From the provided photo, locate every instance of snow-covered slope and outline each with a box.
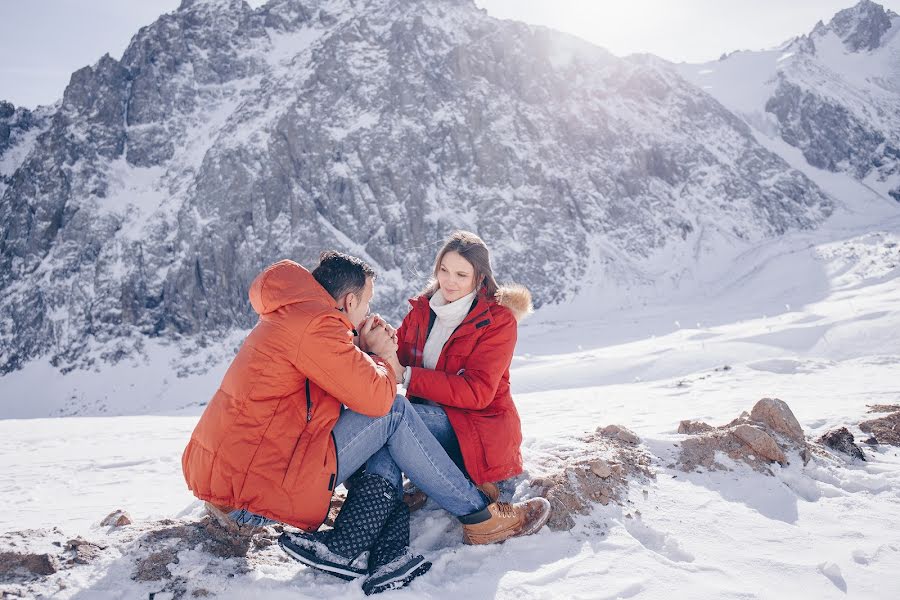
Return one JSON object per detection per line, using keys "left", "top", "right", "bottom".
{"left": 679, "top": 0, "right": 900, "bottom": 202}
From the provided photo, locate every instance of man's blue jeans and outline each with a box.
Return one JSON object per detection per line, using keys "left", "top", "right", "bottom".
{"left": 229, "top": 395, "right": 487, "bottom": 526}
{"left": 332, "top": 395, "right": 487, "bottom": 519}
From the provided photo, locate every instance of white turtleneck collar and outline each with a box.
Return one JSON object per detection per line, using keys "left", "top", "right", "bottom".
{"left": 429, "top": 288, "right": 477, "bottom": 327}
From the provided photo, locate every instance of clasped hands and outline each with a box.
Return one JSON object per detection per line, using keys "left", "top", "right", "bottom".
{"left": 356, "top": 314, "right": 404, "bottom": 378}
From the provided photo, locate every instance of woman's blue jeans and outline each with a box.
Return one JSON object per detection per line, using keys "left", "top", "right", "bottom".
{"left": 359, "top": 402, "right": 468, "bottom": 493}
{"left": 331, "top": 396, "right": 486, "bottom": 519}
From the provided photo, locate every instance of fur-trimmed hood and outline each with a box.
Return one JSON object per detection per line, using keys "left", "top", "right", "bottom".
{"left": 495, "top": 284, "right": 533, "bottom": 322}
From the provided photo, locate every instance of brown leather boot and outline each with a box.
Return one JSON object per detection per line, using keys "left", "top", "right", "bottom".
{"left": 462, "top": 498, "right": 552, "bottom": 545}
{"left": 476, "top": 482, "right": 500, "bottom": 503}
{"left": 402, "top": 488, "right": 428, "bottom": 512}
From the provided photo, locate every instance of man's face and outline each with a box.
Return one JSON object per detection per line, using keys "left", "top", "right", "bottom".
{"left": 345, "top": 276, "right": 374, "bottom": 329}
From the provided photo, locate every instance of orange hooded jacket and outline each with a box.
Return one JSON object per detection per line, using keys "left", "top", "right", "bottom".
{"left": 182, "top": 260, "right": 397, "bottom": 530}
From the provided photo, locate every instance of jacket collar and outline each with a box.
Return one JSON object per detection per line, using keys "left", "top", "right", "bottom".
{"left": 409, "top": 287, "right": 494, "bottom": 328}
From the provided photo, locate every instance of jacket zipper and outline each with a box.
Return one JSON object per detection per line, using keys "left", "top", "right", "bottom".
{"left": 305, "top": 378, "right": 312, "bottom": 423}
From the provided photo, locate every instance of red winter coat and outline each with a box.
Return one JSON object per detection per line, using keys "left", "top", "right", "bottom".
{"left": 182, "top": 260, "right": 397, "bottom": 531}
{"left": 397, "top": 285, "right": 532, "bottom": 485}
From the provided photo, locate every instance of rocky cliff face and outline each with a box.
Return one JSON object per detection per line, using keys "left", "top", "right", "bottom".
{"left": 0, "top": 0, "right": 832, "bottom": 374}
{"left": 680, "top": 1, "right": 900, "bottom": 203}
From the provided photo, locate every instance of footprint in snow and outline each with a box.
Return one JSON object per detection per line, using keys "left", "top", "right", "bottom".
{"left": 622, "top": 518, "right": 695, "bottom": 563}
{"left": 817, "top": 562, "right": 847, "bottom": 593}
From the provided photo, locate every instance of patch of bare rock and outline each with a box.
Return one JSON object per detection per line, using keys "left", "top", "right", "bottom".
{"left": 676, "top": 398, "right": 809, "bottom": 473}
{"left": 0, "top": 509, "right": 280, "bottom": 599}
{"left": 859, "top": 405, "right": 900, "bottom": 446}
{"left": 530, "top": 424, "right": 654, "bottom": 531}
{"left": 818, "top": 427, "right": 866, "bottom": 461}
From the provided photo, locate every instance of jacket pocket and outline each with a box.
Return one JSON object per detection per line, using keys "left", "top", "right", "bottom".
{"left": 473, "top": 410, "right": 518, "bottom": 470}
{"left": 281, "top": 429, "right": 314, "bottom": 488}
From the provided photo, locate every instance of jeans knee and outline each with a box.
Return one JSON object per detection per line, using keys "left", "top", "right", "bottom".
{"left": 389, "top": 394, "right": 408, "bottom": 416}
{"left": 387, "top": 394, "right": 410, "bottom": 432}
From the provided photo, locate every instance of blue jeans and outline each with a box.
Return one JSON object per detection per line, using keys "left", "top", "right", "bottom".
{"left": 332, "top": 395, "right": 487, "bottom": 519}
{"left": 364, "top": 403, "right": 468, "bottom": 491}
{"left": 229, "top": 508, "right": 277, "bottom": 527}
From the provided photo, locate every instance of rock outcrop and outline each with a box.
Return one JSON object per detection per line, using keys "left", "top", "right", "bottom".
{"left": 859, "top": 405, "right": 900, "bottom": 446}
{"left": 531, "top": 424, "right": 653, "bottom": 531}
{"left": 818, "top": 427, "right": 866, "bottom": 460}
{"left": 677, "top": 398, "right": 808, "bottom": 473}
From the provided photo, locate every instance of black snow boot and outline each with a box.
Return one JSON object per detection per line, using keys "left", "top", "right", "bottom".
{"left": 279, "top": 473, "right": 398, "bottom": 580}
{"left": 362, "top": 501, "right": 431, "bottom": 595}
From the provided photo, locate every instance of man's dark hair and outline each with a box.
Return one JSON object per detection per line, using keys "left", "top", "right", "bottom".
{"left": 312, "top": 251, "right": 376, "bottom": 301}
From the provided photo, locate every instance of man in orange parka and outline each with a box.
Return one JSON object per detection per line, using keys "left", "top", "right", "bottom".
{"left": 182, "top": 252, "right": 546, "bottom": 593}
{"left": 182, "top": 253, "right": 399, "bottom": 531}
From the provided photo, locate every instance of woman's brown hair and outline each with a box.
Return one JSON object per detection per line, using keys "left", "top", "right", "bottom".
{"left": 422, "top": 230, "right": 499, "bottom": 299}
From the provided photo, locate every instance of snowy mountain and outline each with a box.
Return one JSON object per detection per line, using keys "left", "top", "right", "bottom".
{"left": 2, "top": 3, "right": 900, "bottom": 598}
{"left": 0, "top": 0, "right": 832, "bottom": 376}
{"left": 679, "top": 0, "right": 900, "bottom": 203}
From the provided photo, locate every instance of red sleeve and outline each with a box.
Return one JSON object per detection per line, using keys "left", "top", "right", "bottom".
{"left": 406, "top": 310, "right": 516, "bottom": 410}
{"left": 396, "top": 309, "right": 415, "bottom": 368}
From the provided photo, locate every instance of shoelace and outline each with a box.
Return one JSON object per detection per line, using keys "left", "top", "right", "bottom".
{"left": 494, "top": 502, "right": 516, "bottom": 518}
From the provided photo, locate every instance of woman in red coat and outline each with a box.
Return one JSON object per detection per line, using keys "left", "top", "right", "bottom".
{"left": 389, "top": 230, "right": 534, "bottom": 497}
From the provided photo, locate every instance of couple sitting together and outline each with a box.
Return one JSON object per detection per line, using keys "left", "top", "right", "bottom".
{"left": 181, "top": 230, "right": 551, "bottom": 595}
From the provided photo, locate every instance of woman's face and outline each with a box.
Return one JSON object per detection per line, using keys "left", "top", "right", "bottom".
{"left": 437, "top": 251, "right": 478, "bottom": 302}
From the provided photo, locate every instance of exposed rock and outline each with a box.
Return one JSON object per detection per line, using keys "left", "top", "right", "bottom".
{"left": 531, "top": 428, "right": 654, "bottom": 530}
{"left": 867, "top": 404, "right": 900, "bottom": 413}
{"left": 824, "top": 0, "right": 896, "bottom": 52}
{"left": 101, "top": 509, "right": 132, "bottom": 527}
{"left": 859, "top": 411, "right": 900, "bottom": 446}
{"left": 64, "top": 538, "right": 106, "bottom": 565}
{"left": 589, "top": 460, "right": 612, "bottom": 478}
{"left": 0, "top": 516, "right": 282, "bottom": 598}
{"left": 677, "top": 398, "right": 807, "bottom": 473}
{"left": 732, "top": 425, "right": 787, "bottom": 464}
{"left": 0, "top": 551, "right": 59, "bottom": 580}
{"left": 677, "top": 420, "right": 714, "bottom": 435}
{"left": 599, "top": 424, "right": 641, "bottom": 445}
{"left": 133, "top": 549, "right": 178, "bottom": 582}
{"left": 818, "top": 427, "right": 866, "bottom": 460}
{"left": 750, "top": 398, "right": 805, "bottom": 445}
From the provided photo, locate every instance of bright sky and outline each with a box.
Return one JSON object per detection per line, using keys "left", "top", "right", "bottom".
{"left": 1, "top": 0, "right": 898, "bottom": 107}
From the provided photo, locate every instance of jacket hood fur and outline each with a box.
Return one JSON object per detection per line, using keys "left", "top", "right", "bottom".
{"left": 495, "top": 284, "right": 533, "bottom": 322}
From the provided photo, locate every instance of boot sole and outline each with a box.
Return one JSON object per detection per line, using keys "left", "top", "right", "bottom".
{"left": 464, "top": 497, "right": 553, "bottom": 544}
{"left": 363, "top": 558, "right": 432, "bottom": 595}
{"left": 520, "top": 497, "right": 552, "bottom": 537}
{"left": 278, "top": 535, "right": 366, "bottom": 580}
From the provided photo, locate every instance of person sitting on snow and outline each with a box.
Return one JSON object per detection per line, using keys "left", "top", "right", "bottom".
{"left": 182, "top": 251, "right": 550, "bottom": 595}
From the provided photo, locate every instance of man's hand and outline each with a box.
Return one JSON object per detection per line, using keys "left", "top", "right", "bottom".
{"left": 359, "top": 317, "right": 397, "bottom": 357}
{"left": 369, "top": 314, "right": 398, "bottom": 344}
{"left": 356, "top": 316, "right": 376, "bottom": 353}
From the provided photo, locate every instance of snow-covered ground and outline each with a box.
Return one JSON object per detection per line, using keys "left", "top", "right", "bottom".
{"left": 2, "top": 185, "right": 900, "bottom": 597}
